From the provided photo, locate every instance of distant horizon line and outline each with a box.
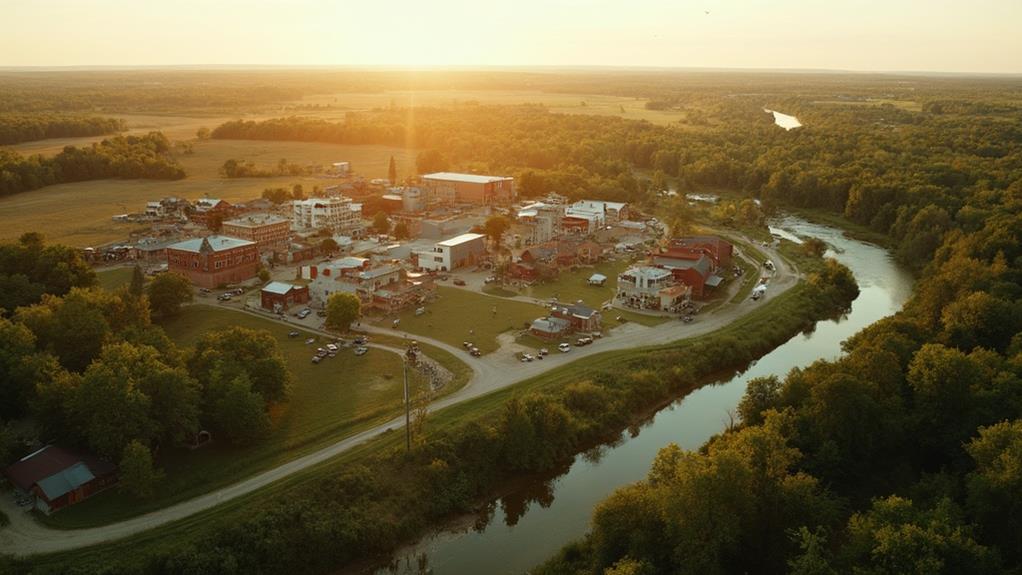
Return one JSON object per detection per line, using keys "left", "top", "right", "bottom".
{"left": 1, "top": 63, "right": 1021, "bottom": 78}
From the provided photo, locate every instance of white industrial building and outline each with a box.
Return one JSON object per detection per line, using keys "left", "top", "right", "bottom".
{"left": 414, "top": 232, "right": 487, "bottom": 271}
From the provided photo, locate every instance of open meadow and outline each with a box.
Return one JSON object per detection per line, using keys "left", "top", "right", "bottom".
{"left": 42, "top": 304, "right": 465, "bottom": 528}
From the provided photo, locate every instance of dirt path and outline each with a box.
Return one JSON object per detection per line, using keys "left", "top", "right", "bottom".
{"left": 0, "top": 242, "right": 796, "bottom": 557}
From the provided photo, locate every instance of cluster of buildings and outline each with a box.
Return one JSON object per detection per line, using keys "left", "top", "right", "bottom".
{"left": 615, "top": 236, "right": 734, "bottom": 312}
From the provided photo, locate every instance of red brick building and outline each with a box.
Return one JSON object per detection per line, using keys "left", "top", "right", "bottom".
{"left": 260, "top": 282, "right": 310, "bottom": 311}
{"left": 167, "top": 235, "right": 259, "bottom": 288}
{"left": 190, "top": 198, "right": 234, "bottom": 228}
{"left": 666, "top": 236, "right": 734, "bottom": 270}
{"left": 222, "top": 213, "right": 290, "bottom": 252}
{"left": 3, "top": 445, "right": 117, "bottom": 514}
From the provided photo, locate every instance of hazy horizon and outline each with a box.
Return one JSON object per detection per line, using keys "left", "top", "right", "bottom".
{"left": 4, "top": 0, "right": 1021, "bottom": 74}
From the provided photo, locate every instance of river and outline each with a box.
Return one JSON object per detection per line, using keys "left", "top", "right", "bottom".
{"left": 374, "top": 216, "right": 913, "bottom": 575}
{"left": 765, "top": 109, "right": 802, "bottom": 130}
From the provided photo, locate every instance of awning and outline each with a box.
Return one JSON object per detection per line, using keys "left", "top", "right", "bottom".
{"left": 705, "top": 275, "right": 724, "bottom": 287}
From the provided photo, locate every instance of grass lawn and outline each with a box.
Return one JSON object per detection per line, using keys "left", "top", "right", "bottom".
{"left": 41, "top": 305, "right": 468, "bottom": 529}
{"left": 387, "top": 286, "right": 546, "bottom": 354}
{"left": 523, "top": 258, "right": 633, "bottom": 308}
{"left": 94, "top": 267, "right": 135, "bottom": 291}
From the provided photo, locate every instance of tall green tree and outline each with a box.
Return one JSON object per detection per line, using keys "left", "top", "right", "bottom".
{"left": 188, "top": 327, "right": 292, "bottom": 406}
{"left": 372, "top": 211, "right": 390, "bottom": 235}
{"left": 388, "top": 155, "right": 397, "bottom": 184}
{"left": 119, "top": 440, "right": 163, "bottom": 498}
{"left": 483, "top": 215, "right": 510, "bottom": 250}
{"left": 325, "top": 292, "right": 360, "bottom": 332}
{"left": 146, "top": 272, "right": 193, "bottom": 317}
{"left": 129, "top": 265, "right": 145, "bottom": 297}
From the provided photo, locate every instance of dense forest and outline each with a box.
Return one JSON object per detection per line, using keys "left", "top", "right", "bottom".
{"left": 0, "top": 115, "right": 125, "bottom": 145}
{"left": 0, "top": 132, "right": 185, "bottom": 196}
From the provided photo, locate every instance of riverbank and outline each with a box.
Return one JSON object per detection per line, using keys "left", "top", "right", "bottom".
{"left": 7, "top": 247, "right": 857, "bottom": 574}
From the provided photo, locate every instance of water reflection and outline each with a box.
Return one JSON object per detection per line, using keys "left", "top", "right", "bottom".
{"left": 371, "top": 216, "right": 913, "bottom": 575}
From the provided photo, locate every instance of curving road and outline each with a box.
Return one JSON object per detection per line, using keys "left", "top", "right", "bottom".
{"left": 0, "top": 240, "right": 797, "bottom": 556}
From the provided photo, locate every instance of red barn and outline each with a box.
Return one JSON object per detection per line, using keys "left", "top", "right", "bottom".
{"left": 3, "top": 445, "right": 117, "bottom": 514}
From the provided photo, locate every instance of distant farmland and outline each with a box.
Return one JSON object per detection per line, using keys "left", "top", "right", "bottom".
{"left": 0, "top": 140, "right": 418, "bottom": 246}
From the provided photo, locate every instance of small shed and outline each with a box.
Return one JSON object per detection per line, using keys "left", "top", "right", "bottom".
{"left": 588, "top": 273, "right": 607, "bottom": 286}
{"left": 261, "top": 281, "right": 310, "bottom": 311}
{"left": 529, "top": 316, "right": 571, "bottom": 340}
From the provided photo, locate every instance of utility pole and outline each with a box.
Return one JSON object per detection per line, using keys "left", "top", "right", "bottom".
{"left": 403, "top": 342, "right": 418, "bottom": 452}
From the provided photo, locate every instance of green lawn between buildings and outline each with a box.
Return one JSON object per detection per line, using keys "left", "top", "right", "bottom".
{"left": 388, "top": 286, "right": 547, "bottom": 354}
{"left": 22, "top": 280, "right": 814, "bottom": 572}
{"left": 40, "top": 305, "right": 469, "bottom": 529}
{"left": 94, "top": 266, "right": 135, "bottom": 291}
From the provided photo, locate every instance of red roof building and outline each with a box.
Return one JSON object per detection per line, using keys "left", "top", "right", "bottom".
{"left": 166, "top": 235, "right": 259, "bottom": 289}
{"left": 3, "top": 445, "right": 117, "bottom": 514}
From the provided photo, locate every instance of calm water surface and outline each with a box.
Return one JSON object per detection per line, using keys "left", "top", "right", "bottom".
{"left": 375, "top": 216, "right": 912, "bottom": 575}
{"left": 765, "top": 109, "right": 803, "bottom": 130}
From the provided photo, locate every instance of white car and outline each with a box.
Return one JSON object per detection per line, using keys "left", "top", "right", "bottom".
{"left": 326, "top": 343, "right": 339, "bottom": 353}
{"left": 558, "top": 343, "right": 572, "bottom": 353}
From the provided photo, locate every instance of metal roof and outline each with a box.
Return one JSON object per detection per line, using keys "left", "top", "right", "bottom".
{"left": 168, "top": 235, "right": 255, "bottom": 253}
{"left": 531, "top": 317, "right": 570, "bottom": 333}
{"left": 36, "top": 462, "right": 95, "bottom": 500}
{"left": 705, "top": 275, "right": 724, "bottom": 287}
{"left": 262, "top": 281, "right": 301, "bottom": 295}
{"left": 437, "top": 233, "right": 485, "bottom": 247}
{"left": 422, "top": 172, "right": 512, "bottom": 185}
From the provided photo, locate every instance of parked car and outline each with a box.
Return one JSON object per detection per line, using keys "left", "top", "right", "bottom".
{"left": 453, "top": 278, "right": 466, "bottom": 286}
{"left": 305, "top": 337, "right": 316, "bottom": 345}
{"left": 326, "top": 343, "right": 339, "bottom": 352}
{"left": 199, "top": 288, "right": 211, "bottom": 294}
{"left": 470, "top": 347, "right": 481, "bottom": 357}
{"left": 484, "top": 276, "right": 497, "bottom": 284}
{"left": 354, "top": 335, "right": 368, "bottom": 345}
{"left": 520, "top": 353, "right": 535, "bottom": 362}
{"left": 217, "top": 293, "right": 232, "bottom": 301}
{"left": 463, "top": 341, "right": 473, "bottom": 348}
{"left": 296, "top": 308, "right": 312, "bottom": 319}
{"left": 558, "top": 343, "right": 572, "bottom": 353}
{"left": 288, "top": 330, "right": 300, "bottom": 338}
{"left": 538, "top": 348, "right": 549, "bottom": 357}
{"left": 576, "top": 336, "right": 593, "bottom": 346}
{"left": 311, "top": 356, "right": 322, "bottom": 364}
{"left": 354, "top": 346, "right": 369, "bottom": 356}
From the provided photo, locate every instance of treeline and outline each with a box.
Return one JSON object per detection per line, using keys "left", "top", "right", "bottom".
{"left": 0, "top": 239, "right": 293, "bottom": 499}
{"left": 537, "top": 178, "right": 1022, "bottom": 572}
{"left": 0, "top": 115, "right": 125, "bottom": 145}
{"left": 3, "top": 248, "right": 858, "bottom": 574}
{"left": 220, "top": 157, "right": 307, "bottom": 178}
{"left": 0, "top": 132, "right": 185, "bottom": 197}
{"left": 211, "top": 94, "right": 1022, "bottom": 272}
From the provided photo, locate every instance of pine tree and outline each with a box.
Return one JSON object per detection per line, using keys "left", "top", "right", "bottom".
{"left": 388, "top": 155, "right": 397, "bottom": 185}
{"left": 129, "top": 265, "right": 145, "bottom": 297}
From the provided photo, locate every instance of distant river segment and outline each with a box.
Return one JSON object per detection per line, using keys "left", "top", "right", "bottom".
{"left": 765, "top": 108, "right": 802, "bottom": 130}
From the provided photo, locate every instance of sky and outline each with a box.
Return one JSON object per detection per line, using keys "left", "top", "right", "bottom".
{"left": 3, "top": 0, "right": 1021, "bottom": 73}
